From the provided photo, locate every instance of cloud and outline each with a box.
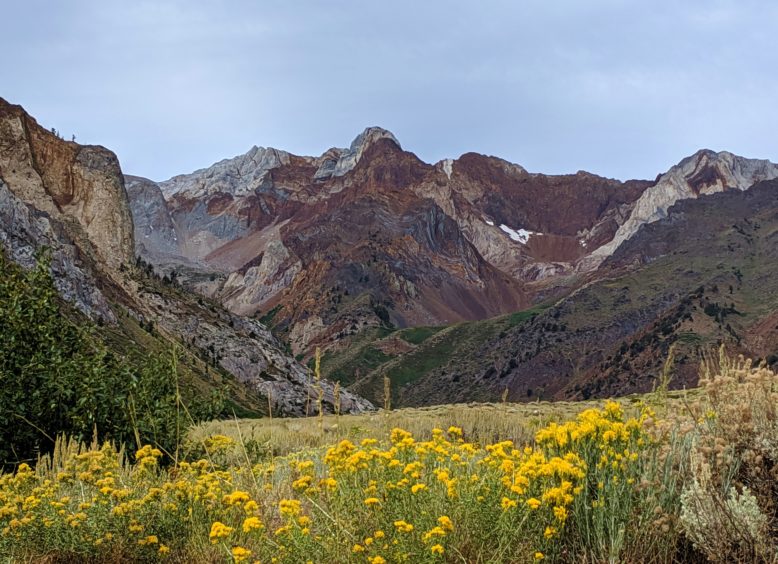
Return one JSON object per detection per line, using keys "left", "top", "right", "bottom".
{"left": 1, "top": 0, "right": 776, "bottom": 181}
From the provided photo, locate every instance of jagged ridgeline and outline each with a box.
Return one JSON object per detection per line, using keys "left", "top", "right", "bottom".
{"left": 125, "top": 114, "right": 778, "bottom": 406}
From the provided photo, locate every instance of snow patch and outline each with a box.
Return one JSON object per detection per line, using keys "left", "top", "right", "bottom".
{"left": 484, "top": 218, "right": 495, "bottom": 226}
{"left": 500, "top": 224, "right": 534, "bottom": 244}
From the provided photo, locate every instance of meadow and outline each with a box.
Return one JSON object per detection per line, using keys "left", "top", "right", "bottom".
{"left": 1, "top": 351, "right": 777, "bottom": 563}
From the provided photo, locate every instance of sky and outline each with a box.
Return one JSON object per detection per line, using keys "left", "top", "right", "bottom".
{"left": 2, "top": 0, "right": 777, "bottom": 182}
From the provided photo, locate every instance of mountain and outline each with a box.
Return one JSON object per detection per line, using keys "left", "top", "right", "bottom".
{"left": 124, "top": 126, "right": 778, "bottom": 408}
{"left": 0, "top": 97, "right": 372, "bottom": 416}
{"left": 6, "top": 93, "right": 776, "bottom": 412}
{"left": 127, "top": 128, "right": 657, "bottom": 354}
{"left": 318, "top": 177, "right": 778, "bottom": 407}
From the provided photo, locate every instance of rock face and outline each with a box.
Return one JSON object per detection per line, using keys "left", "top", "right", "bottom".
{"left": 125, "top": 175, "right": 182, "bottom": 259}
{"left": 0, "top": 180, "right": 115, "bottom": 321}
{"left": 0, "top": 99, "right": 134, "bottom": 273}
{"left": 0, "top": 97, "right": 373, "bottom": 416}
{"left": 589, "top": 150, "right": 778, "bottom": 261}
{"left": 314, "top": 127, "right": 401, "bottom": 180}
{"left": 160, "top": 146, "right": 294, "bottom": 199}
{"left": 127, "top": 128, "right": 656, "bottom": 353}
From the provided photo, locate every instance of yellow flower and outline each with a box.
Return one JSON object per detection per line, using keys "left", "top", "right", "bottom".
{"left": 369, "top": 557, "right": 386, "bottom": 564}
{"left": 526, "top": 498, "right": 541, "bottom": 510}
{"left": 553, "top": 506, "right": 568, "bottom": 522}
{"left": 279, "top": 499, "right": 301, "bottom": 517}
{"left": 209, "top": 521, "right": 234, "bottom": 544}
{"left": 223, "top": 491, "right": 251, "bottom": 506}
{"left": 501, "top": 497, "right": 517, "bottom": 510}
{"left": 411, "top": 483, "right": 426, "bottom": 494}
{"left": 438, "top": 516, "right": 454, "bottom": 531}
{"left": 535, "top": 552, "right": 545, "bottom": 560}
{"left": 203, "top": 434, "right": 235, "bottom": 452}
{"left": 292, "top": 475, "right": 313, "bottom": 491}
{"left": 242, "top": 516, "right": 263, "bottom": 533}
{"left": 394, "top": 520, "right": 414, "bottom": 533}
{"left": 158, "top": 545, "right": 170, "bottom": 554}
{"left": 244, "top": 500, "right": 259, "bottom": 513}
{"left": 422, "top": 526, "right": 447, "bottom": 542}
{"left": 431, "top": 544, "right": 445, "bottom": 555}
{"left": 352, "top": 544, "right": 365, "bottom": 553}
{"left": 320, "top": 477, "right": 338, "bottom": 490}
{"left": 390, "top": 428, "right": 412, "bottom": 444}
{"left": 231, "top": 546, "right": 252, "bottom": 563}
{"left": 604, "top": 401, "right": 623, "bottom": 419}
{"left": 544, "top": 526, "right": 557, "bottom": 539}
{"left": 364, "top": 497, "right": 381, "bottom": 506}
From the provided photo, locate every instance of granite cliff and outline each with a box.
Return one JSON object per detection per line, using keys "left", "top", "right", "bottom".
{"left": 0, "top": 97, "right": 372, "bottom": 416}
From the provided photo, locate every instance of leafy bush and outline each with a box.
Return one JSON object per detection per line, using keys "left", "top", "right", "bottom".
{"left": 0, "top": 249, "right": 220, "bottom": 468}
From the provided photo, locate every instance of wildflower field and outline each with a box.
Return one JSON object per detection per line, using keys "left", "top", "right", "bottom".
{"left": 2, "top": 353, "right": 778, "bottom": 563}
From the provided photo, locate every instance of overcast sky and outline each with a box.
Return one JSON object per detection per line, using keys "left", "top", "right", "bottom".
{"left": 2, "top": 0, "right": 777, "bottom": 182}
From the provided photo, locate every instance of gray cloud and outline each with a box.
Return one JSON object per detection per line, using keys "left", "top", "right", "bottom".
{"left": 2, "top": 0, "right": 777, "bottom": 181}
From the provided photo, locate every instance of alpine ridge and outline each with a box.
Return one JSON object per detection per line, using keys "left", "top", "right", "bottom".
{"left": 0, "top": 97, "right": 373, "bottom": 416}
{"left": 4, "top": 94, "right": 778, "bottom": 411}
{"left": 125, "top": 127, "right": 778, "bottom": 367}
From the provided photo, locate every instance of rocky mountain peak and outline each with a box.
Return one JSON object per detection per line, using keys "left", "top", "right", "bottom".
{"left": 314, "top": 126, "right": 401, "bottom": 180}
{"left": 0, "top": 97, "right": 134, "bottom": 273}
{"left": 589, "top": 149, "right": 778, "bottom": 261}
{"left": 125, "top": 175, "right": 182, "bottom": 259}
{"left": 678, "top": 149, "right": 778, "bottom": 194}
{"left": 159, "top": 146, "right": 292, "bottom": 199}
{"left": 350, "top": 126, "right": 400, "bottom": 152}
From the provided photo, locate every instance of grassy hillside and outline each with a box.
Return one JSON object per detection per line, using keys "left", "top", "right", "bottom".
{"left": 319, "top": 306, "right": 549, "bottom": 406}
{"left": 320, "top": 181, "right": 778, "bottom": 409}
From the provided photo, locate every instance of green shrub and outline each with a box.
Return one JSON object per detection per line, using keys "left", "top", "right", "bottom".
{"left": 0, "top": 248, "right": 220, "bottom": 468}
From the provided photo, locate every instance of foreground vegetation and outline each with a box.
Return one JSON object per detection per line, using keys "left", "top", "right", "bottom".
{"left": 2, "top": 352, "right": 778, "bottom": 562}
{"left": 0, "top": 248, "right": 231, "bottom": 469}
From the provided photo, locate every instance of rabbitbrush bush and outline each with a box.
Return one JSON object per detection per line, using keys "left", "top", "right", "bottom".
{"left": 676, "top": 351, "right": 778, "bottom": 562}
{"left": 3, "top": 351, "right": 778, "bottom": 562}
{"left": 0, "top": 401, "right": 687, "bottom": 563}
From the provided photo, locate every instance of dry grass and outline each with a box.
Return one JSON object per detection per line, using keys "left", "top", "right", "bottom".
{"left": 187, "top": 391, "right": 695, "bottom": 463}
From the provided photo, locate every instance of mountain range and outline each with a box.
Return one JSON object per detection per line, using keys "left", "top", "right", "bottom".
{"left": 2, "top": 95, "right": 778, "bottom": 410}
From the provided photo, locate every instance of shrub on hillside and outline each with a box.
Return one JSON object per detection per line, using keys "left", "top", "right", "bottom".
{"left": 677, "top": 352, "right": 778, "bottom": 561}
{"left": 0, "top": 248, "right": 220, "bottom": 468}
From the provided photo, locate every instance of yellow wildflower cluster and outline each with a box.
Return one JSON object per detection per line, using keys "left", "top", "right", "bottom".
{"left": 0, "top": 402, "right": 653, "bottom": 563}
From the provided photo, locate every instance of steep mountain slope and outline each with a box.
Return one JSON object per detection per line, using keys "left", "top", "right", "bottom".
{"left": 586, "top": 149, "right": 778, "bottom": 265}
{"left": 0, "top": 97, "right": 372, "bottom": 416}
{"left": 336, "top": 179, "right": 778, "bottom": 407}
{"left": 128, "top": 129, "right": 657, "bottom": 354}
{"left": 124, "top": 120, "right": 778, "bottom": 408}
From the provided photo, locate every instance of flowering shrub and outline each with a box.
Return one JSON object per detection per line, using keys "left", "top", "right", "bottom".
{"left": 0, "top": 401, "right": 667, "bottom": 563}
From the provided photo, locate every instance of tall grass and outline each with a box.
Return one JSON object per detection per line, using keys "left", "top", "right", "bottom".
{"left": 3, "top": 356, "right": 778, "bottom": 562}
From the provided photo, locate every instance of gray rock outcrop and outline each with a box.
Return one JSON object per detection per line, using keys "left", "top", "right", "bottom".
{"left": 589, "top": 150, "right": 778, "bottom": 261}
{"left": 314, "top": 127, "right": 401, "bottom": 180}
